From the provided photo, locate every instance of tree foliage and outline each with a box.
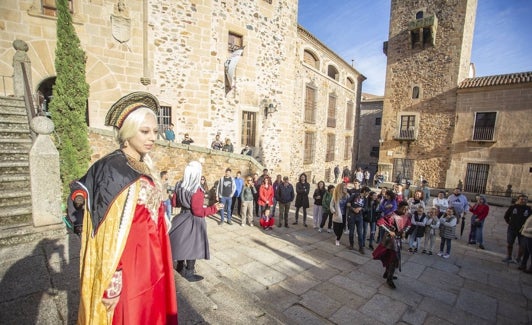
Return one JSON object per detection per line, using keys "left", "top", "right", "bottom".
{"left": 48, "top": 0, "right": 90, "bottom": 198}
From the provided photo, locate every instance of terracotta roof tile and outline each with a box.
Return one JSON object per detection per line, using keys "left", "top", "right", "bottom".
{"left": 459, "top": 71, "right": 532, "bottom": 89}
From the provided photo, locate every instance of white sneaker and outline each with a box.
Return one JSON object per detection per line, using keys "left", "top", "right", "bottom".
{"left": 437, "top": 251, "right": 444, "bottom": 257}
{"left": 443, "top": 254, "right": 450, "bottom": 259}
{"left": 344, "top": 229, "right": 349, "bottom": 234}
{"left": 335, "top": 240, "right": 340, "bottom": 246}
{"left": 327, "top": 229, "right": 332, "bottom": 233}
{"left": 318, "top": 228, "right": 323, "bottom": 233}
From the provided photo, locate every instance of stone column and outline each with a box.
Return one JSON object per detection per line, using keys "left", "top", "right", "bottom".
{"left": 29, "top": 116, "right": 62, "bottom": 226}
{"left": 12, "top": 39, "right": 32, "bottom": 97}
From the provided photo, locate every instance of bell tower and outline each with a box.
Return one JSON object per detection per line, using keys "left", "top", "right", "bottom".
{"left": 378, "top": 0, "right": 477, "bottom": 187}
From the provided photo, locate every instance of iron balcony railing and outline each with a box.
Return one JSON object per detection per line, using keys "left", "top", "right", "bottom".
{"left": 472, "top": 126, "right": 495, "bottom": 141}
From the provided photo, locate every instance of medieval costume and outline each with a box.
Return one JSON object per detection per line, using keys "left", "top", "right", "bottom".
{"left": 68, "top": 92, "right": 178, "bottom": 324}
{"left": 372, "top": 205, "right": 411, "bottom": 289}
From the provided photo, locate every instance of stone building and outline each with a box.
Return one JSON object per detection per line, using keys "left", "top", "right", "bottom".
{"left": 448, "top": 72, "right": 532, "bottom": 195}
{"left": 0, "top": 0, "right": 363, "bottom": 181}
{"left": 355, "top": 93, "right": 383, "bottom": 178}
{"left": 378, "top": 0, "right": 477, "bottom": 187}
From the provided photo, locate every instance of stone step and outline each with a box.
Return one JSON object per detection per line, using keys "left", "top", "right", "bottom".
{"left": 0, "top": 173, "right": 30, "bottom": 183}
{"left": 0, "top": 138, "right": 32, "bottom": 152}
{"left": 0, "top": 194, "right": 31, "bottom": 209}
{"left": 0, "top": 223, "right": 66, "bottom": 248}
{"left": 0, "top": 96, "right": 25, "bottom": 107}
{"left": 0, "top": 114, "right": 28, "bottom": 124}
{"left": 0, "top": 152, "right": 29, "bottom": 162}
{"left": 0, "top": 204, "right": 32, "bottom": 226}
{"left": 0, "top": 125, "right": 31, "bottom": 134}
{"left": 0, "top": 104, "right": 27, "bottom": 116}
{"left": 0, "top": 161, "right": 29, "bottom": 168}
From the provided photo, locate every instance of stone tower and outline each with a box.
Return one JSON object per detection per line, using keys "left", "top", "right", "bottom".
{"left": 378, "top": 0, "right": 477, "bottom": 187}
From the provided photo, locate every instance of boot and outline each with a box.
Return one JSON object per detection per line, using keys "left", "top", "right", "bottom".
{"left": 386, "top": 267, "right": 396, "bottom": 289}
{"left": 184, "top": 267, "right": 204, "bottom": 282}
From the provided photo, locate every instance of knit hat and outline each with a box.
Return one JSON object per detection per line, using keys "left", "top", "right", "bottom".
{"left": 105, "top": 91, "right": 160, "bottom": 129}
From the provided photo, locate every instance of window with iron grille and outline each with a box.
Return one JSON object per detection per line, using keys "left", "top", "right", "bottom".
{"left": 304, "top": 86, "right": 317, "bottom": 123}
{"left": 345, "top": 101, "right": 354, "bottom": 130}
{"left": 344, "top": 136, "right": 352, "bottom": 160}
{"left": 228, "top": 32, "right": 243, "bottom": 52}
{"left": 303, "top": 132, "right": 316, "bottom": 164}
{"left": 370, "top": 146, "right": 379, "bottom": 158}
{"left": 326, "top": 134, "right": 335, "bottom": 162}
{"left": 241, "top": 111, "right": 256, "bottom": 146}
{"left": 327, "top": 94, "right": 337, "bottom": 128}
{"left": 393, "top": 158, "right": 414, "bottom": 183}
{"left": 399, "top": 115, "right": 416, "bottom": 139}
{"left": 375, "top": 117, "right": 381, "bottom": 125}
{"left": 157, "top": 106, "right": 172, "bottom": 139}
{"left": 464, "top": 163, "right": 489, "bottom": 194}
{"left": 42, "top": 0, "right": 73, "bottom": 16}
{"left": 473, "top": 112, "right": 496, "bottom": 141}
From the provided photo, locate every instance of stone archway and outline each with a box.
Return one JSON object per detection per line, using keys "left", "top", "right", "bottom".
{"left": 35, "top": 76, "right": 55, "bottom": 117}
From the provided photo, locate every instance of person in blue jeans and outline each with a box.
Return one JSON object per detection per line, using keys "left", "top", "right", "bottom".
{"left": 216, "top": 168, "right": 236, "bottom": 225}
{"left": 363, "top": 191, "right": 379, "bottom": 250}
{"left": 347, "top": 187, "right": 369, "bottom": 254}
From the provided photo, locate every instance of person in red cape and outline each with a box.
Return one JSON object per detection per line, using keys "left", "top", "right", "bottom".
{"left": 372, "top": 201, "right": 411, "bottom": 289}
{"left": 67, "top": 92, "right": 178, "bottom": 324}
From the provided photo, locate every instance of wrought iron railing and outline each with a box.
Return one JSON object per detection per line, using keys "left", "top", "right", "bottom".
{"left": 396, "top": 128, "right": 416, "bottom": 140}
{"left": 472, "top": 126, "right": 494, "bottom": 141}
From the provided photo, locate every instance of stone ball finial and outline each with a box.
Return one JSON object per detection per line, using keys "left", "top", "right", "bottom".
{"left": 13, "top": 39, "right": 29, "bottom": 52}
{"left": 30, "top": 116, "right": 55, "bottom": 135}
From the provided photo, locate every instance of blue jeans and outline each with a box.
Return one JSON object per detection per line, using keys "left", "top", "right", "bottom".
{"left": 475, "top": 219, "right": 485, "bottom": 245}
{"left": 219, "top": 197, "right": 232, "bottom": 222}
{"left": 363, "top": 221, "right": 376, "bottom": 246}
{"left": 440, "top": 238, "right": 452, "bottom": 254}
{"left": 271, "top": 197, "right": 278, "bottom": 217}
{"left": 164, "top": 199, "right": 172, "bottom": 221}
{"left": 347, "top": 213, "right": 364, "bottom": 248}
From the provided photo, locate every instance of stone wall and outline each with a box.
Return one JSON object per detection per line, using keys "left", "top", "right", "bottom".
{"left": 88, "top": 128, "right": 264, "bottom": 187}
{"left": 357, "top": 98, "right": 383, "bottom": 175}
{"left": 447, "top": 84, "right": 532, "bottom": 195}
{"left": 378, "top": 0, "right": 477, "bottom": 188}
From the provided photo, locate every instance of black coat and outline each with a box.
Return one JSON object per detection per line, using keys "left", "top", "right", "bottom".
{"left": 295, "top": 182, "right": 310, "bottom": 208}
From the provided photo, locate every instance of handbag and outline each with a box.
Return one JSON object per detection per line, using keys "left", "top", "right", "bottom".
{"left": 471, "top": 215, "right": 481, "bottom": 226}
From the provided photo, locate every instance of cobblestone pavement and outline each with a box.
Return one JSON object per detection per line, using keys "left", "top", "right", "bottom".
{"left": 1, "top": 198, "right": 531, "bottom": 324}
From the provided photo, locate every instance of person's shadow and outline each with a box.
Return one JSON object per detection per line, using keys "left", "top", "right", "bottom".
{"left": 0, "top": 236, "right": 80, "bottom": 324}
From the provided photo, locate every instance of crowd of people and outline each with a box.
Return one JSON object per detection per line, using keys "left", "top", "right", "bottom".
{"left": 65, "top": 91, "right": 531, "bottom": 323}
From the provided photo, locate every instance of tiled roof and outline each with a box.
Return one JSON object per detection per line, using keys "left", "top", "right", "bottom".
{"left": 458, "top": 72, "right": 532, "bottom": 89}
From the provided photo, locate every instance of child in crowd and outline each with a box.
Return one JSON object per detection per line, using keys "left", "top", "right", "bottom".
{"left": 438, "top": 207, "right": 458, "bottom": 259}
{"left": 408, "top": 206, "right": 426, "bottom": 253}
{"left": 422, "top": 208, "right": 441, "bottom": 255}
{"left": 259, "top": 205, "right": 275, "bottom": 230}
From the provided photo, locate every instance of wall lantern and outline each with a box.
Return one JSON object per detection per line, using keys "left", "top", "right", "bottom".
{"left": 264, "top": 102, "right": 278, "bottom": 119}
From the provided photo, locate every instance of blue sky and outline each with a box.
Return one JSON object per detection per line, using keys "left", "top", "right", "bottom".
{"left": 298, "top": 0, "right": 532, "bottom": 95}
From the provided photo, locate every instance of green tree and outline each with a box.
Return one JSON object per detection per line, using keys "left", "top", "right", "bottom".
{"left": 48, "top": 0, "right": 90, "bottom": 198}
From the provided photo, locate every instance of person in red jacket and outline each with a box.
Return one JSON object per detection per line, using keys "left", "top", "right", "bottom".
{"left": 468, "top": 195, "right": 489, "bottom": 249}
{"left": 259, "top": 205, "right": 275, "bottom": 230}
{"left": 258, "top": 176, "right": 274, "bottom": 217}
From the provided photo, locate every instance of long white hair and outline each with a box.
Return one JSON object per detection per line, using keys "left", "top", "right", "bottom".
{"left": 180, "top": 161, "right": 202, "bottom": 193}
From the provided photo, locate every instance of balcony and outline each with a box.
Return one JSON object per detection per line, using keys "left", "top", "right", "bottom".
{"left": 472, "top": 126, "right": 495, "bottom": 141}
{"left": 395, "top": 128, "right": 416, "bottom": 141}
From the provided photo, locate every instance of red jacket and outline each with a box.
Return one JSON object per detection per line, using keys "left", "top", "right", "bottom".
{"left": 258, "top": 185, "right": 274, "bottom": 207}
{"left": 470, "top": 203, "right": 489, "bottom": 222}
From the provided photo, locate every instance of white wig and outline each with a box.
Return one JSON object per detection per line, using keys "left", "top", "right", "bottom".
{"left": 180, "top": 161, "right": 202, "bottom": 193}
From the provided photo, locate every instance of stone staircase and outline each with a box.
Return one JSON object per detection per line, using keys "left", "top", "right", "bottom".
{"left": 0, "top": 96, "right": 32, "bottom": 226}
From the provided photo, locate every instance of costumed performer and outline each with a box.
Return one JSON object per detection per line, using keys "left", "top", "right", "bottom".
{"left": 169, "top": 161, "right": 223, "bottom": 282}
{"left": 67, "top": 92, "right": 178, "bottom": 324}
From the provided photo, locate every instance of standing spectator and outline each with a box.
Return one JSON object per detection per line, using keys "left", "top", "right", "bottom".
{"left": 363, "top": 169, "right": 371, "bottom": 186}
{"left": 252, "top": 172, "right": 261, "bottom": 218}
{"left": 355, "top": 168, "right": 364, "bottom": 184}
{"left": 330, "top": 183, "right": 349, "bottom": 246}
{"left": 170, "top": 161, "right": 224, "bottom": 282}
{"left": 447, "top": 187, "right": 469, "bottom": 223}
{"left": 503, "top": 194, "right": 531, "bottom": 263}
{"left": 312, "top": 181, "right": 326, "bottom": 229}
{"left": 216, "top": 168, "right": 236, "bottom": 225}
{"left": 408, "top": 206, "right": 427, "bottom": 253}
{"left": 363, "top": 191, "right": 379, "bottom": 250}
{"left": 272, "top": 174, "right": 282, "bottom": 217}
{"left": 231, "top": 171, "right": 244, "bottom": 219}
{"left": 319, "top": 185, "right": 335, "bottom": 233}
{"left": 334, "top": 165, "right": 340, "bottom": 183}
{"left": 468, "top": 195, "right": 489, "bottom": 249}
{"left": 518, "top": 213, "right": 532, "bottom": 273}
{"left": 419, "top": 180, "right": 431, "bottom": 206}
{"left": 258, "top": 176, "right": 274, "bottom": 217}
{"left": 407, "top": 190, "right": 426, "bottom": 215}
{"left": 395, "top": 184, "right": 404, "bottom": 204}
{"left": 346, "top": 187, "right": 369, "bottom": 253}
{"left": 438, "top": 207, "right": 458, "bottom": 259}
{"left": 422, "top": 208, "right": 441, "bottom": 255}
{"left": 200, "top": 176, "right": 210, "bottom": 207}
{"left": 160, "top": 171, "right": 172, "bottom": 221}
{"left": 211, "top": 133, "right": 223, "bottom": 150}
{"left": 222, "top": 138, "right": 234, "bottom": 152}
{"left": 403, "top": 181, "right": 414, "bottom": 200}
{"left": 374, "top": 172, "right": 384, "bottom": 188}
{"left": 165, "top": 123, "right": 176, "bottom": 142}
{"left": 241, "top": 176, "right": 257, "bottom": 226}
{"left": 294, "top": 173, "right": 310, "bottom": 226}
{"left": 379, "top": 190, "right": 397, "bottom": 217}
{"left": 342, "top": 166, "right": 350, "bottom": 180}
{"left": 181, "top": 133, "right": 194, "bottom": 145}
{"left": 66, "top": 93, "right": 178, "bottom": 323}
{"left": 433, "top": 191, "right": 449, "bottom": 216}
{"left": 276, "top": 176, "right": 295, "bottom": 228}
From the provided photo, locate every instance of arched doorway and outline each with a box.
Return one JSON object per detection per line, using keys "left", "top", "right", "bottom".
{"left": 36, "top": 77, "right": 55, "bottom": 117}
